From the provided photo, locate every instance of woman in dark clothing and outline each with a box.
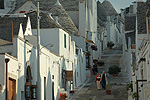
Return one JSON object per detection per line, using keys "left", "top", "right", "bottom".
{"left": 101, "top": 71, "right": 107, "bottom": 90}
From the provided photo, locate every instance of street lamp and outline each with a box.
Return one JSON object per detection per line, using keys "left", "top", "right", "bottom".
{"left": 37, "top": 1, "right": 41, "bottom": 100}
{"left": 5, "top": 58, "right": 10, "bottom": 100}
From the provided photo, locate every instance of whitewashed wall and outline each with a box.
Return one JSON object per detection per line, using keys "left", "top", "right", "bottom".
{"left": 79, "top": 1, "right": 87, "bottom": 37}
{"left": 0, "top": 54, "right": 18, "bottom": 100}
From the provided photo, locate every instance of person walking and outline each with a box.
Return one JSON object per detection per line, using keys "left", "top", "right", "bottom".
{"left": 101, "top": 71, "right": 107, "bottom": 90}
{"left": 95, "top": 73, "right": 101, "bottom": 89}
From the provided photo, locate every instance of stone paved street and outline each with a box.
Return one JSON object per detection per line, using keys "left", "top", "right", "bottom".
{"left": 69, "top": 49, "right": 128, "bottom": 100}
{"left": 69, "top": 75, "right": 128, "bottom": 100}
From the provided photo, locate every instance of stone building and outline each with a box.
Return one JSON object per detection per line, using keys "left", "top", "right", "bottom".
{"left": 122, "top": 0, "right": 150, "bottom": 100}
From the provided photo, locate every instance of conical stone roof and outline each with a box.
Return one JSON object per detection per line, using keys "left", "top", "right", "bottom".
{"left": 14, "top": 0, "right": 79, "bottom": 12}
{"left": 97, "top": 1, "right": 108, "bottom": 22}
{"left": 102, "top": 0, "right": 118, "bottom": 16}
{"left": 31, "top": 0, "right": 79, "bottom": 11}
{"left": 26, "top": 11, "right": 66, "bottom": 31}
{"left": 50, "top": 3, "right": 79, "bottom": 36}
{"left": 97, "top": 18, "right": 105, "bottom": 28}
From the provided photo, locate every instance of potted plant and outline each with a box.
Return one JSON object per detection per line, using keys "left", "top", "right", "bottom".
{"left": 106, "top": 84, "right": 112, "bottom": 94}
{"left": 91, "top": 45, "right": 98, "bottom": 51}
{"left": 97, "top": 62, "right": 105, "bottom": 66}
{"left": 60, "top": 93, "right": 68, "bottom": 100}
{"left": 108, "top": 65, "right": 121, "bottom": 76}
{"left": 107, "top": 41, "right": 115, "bottom": 49}
{"left": 126, "top": 83, "right": 133, "bottom": 91}
{"left": 93, "top": 59, "right": 98, "bottom": 63}
{"left": 132, "top": 92, "right": 138, "bottom": 100}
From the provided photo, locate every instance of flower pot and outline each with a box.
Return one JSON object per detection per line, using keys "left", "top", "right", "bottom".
{"left": 109, "top": 47, "right": 112, "bottom": 49}
{"left": 113, "top": 74, "right": 118, "bottom": 77}
{"left": 106, "top": 89, "right": 111, "bottom": 94}
{"left": 93, "top": 60, "right": 98, "bottom": 64}
{"left": 60, "top": 98, "right": 66, "bottom": 100}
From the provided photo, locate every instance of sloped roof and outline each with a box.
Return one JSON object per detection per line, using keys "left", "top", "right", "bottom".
{"left": 0, "top": 39, "right": 12, "bottom": 46}
{"left": 0, "top": 17, "right": 28, "bottom": 42}
{"left": 102, "top": 0, "right": 118, "bottom": 16}
{"left": 26, "top": 11, "right": 66, "bottom": 30}
{"left": 50, "top": 4, "right": 79, "bottom": 36}
{"left": 97, "top": 1, "right": 108, "bottom": 22}
{"left": 137, "top": 2, "right": 147, "bottom": 34}
{"left": 97, "top": 23, "right": 101, "bottom": 34}
{"left": 35, "top": 0, "right": 79, "bottom": 11}
{"left": 14, "top": 0, "right": 37, "bottom": 14}
{"left": 15, "top": 0, "right": 79, "bottom": 11}
{"left": 97, "top": 18, "right": 106, "bottom": 35}
{"left": 97, "top": 18, "right": 106, "bottom": 28}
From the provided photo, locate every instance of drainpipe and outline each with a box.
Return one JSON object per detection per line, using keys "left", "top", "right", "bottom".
{"left": 5, "top": 58, "right": 10, "bottom": 100}
{"left": 136, "top": 80, "right": 147, "bottom": 100}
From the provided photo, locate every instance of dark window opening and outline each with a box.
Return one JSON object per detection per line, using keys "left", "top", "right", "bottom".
{"left": 26, "top": 66, "right": 32, "bottom": 82}
{"left": 64, "top": 34, "right": 66, "bottom": 48}
{"left": 0, "top": 0, "right": 4, "bottom": 9}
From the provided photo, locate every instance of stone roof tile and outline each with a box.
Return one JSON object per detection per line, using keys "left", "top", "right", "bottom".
{"left": 25, "top": 0, "right": 79, "bottom": 11}
{"left": 97, "top": 1, "right": 108, "bottom": 22}
{"left": 102, "top": 0, "right": 118, "bottom": 16}
{"left": 125, "top": 14, "right": 136, "bottom": 31}
{"left": 0, "top": 17, "right": 28, "bottom": 42}
{"left": 26, "top": 11, "right": 66, "bottom": 30}
{"left": 97, "top": 18, "right": 106, "bottom": 28}
{"left": 0, "top": 39, "right": 13, "bottom": 46}
{"left": 137, "top": 2, "right": 147, "bottom": 34}
{"left": 50, "top": 4, "right": 79, "bottom": 36}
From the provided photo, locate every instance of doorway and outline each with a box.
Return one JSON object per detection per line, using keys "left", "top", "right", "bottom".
{"left": 52, "top": 82, "right": 54, "bottom": 100}
{"left": 9, "top": 78, "right": 16, "bottom": 100}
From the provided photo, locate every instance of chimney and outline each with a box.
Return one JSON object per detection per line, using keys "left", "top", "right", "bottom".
{"left": 55, "top": 0, "right": 61, "bottom": 6}
{"left": 132, "top": 1, "right": 137, "bottom": 14}
{"left": 129, "top": 5, "right": 133, "bottom": 14}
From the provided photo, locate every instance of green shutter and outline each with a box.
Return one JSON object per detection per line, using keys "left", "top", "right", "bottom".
{"left": 64, "top": 34, "right": 66, "bottom": 48}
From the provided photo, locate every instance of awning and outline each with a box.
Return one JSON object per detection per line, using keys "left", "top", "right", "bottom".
{"left": 85, "top": 38, "right": 95, "bottom": 44}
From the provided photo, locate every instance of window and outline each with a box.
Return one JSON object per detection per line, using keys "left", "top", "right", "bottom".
{"left": 64, "top": 34, "right": 66, "bottom": 48}
{"left": 0, "top": 0, "right": 4, "bottom": 9}
{"left": 44, "top": 77, "right": 46, "bottom": 100}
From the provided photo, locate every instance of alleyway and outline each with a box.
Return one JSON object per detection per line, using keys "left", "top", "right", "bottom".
{"left": 69, "top": 49, "right": 129, "bottom": 100}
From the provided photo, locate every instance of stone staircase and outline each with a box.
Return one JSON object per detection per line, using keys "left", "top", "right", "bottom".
{"left": 99, "top": 49, "right": 129, "bottom": 84}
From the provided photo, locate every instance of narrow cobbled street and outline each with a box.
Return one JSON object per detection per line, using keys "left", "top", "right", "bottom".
{"left": 69, "top": 49, "right": 129, "bottom": 100}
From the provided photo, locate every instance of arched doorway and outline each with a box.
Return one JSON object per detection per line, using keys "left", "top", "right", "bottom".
{"left": 25, "top": 61, "right": 32, "bottom": 99}
{"left": 26, "top": 65, "right": 32, "bottom": 83}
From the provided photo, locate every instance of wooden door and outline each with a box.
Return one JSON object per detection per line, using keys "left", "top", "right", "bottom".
{"left": 9, "top": 78, "right": 16, "bottom": 100}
